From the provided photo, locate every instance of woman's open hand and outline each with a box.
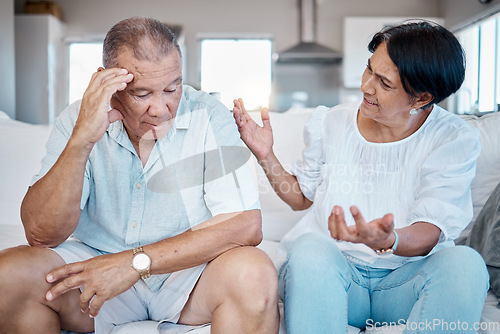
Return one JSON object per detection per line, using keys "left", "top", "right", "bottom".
{"left": 328, "top": 205, "right": 396, "bottom": 252}
{"left": 233, "top": 98, "right": 274, "bottom": 161}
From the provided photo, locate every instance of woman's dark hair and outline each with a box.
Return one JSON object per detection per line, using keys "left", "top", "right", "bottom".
{"left": 368, "top": 21, "right": 465, "bottom": 109}
{"left": 103, "top": 17, "right": 181, "bottom": 68}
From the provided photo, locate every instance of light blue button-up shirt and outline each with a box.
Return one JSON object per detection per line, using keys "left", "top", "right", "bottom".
{"left": 34, "top": 85, "right": 260, "bottom": 290}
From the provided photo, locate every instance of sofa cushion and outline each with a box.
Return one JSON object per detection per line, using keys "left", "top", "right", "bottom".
{"left": 0, "top": 111, "right": 52, "bottom": 226}
{"left": 248, "top": 108, "right": 314, "bottom": 241}
{"left": 467, "top": 180, "right": 500, "bottom": 298}
{"left": 0, "top": 224, "right": 28, "bottom": 247}
{"left": 457, "top": 113, "right": 500, "bottom": 243}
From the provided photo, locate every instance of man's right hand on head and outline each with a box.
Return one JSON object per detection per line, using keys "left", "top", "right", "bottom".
{"left": 72, "top": 68, "right": 133, "bottom": 149}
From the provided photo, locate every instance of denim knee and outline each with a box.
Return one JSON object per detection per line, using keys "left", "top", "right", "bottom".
{"left": 287, "top": 232, "right": 347, "bottom": 273}
{"left": 281, "top": 233, "right": 351, "bottom": 333}
{"left": 428, "top": 246, "right": 489, "bottom": 298}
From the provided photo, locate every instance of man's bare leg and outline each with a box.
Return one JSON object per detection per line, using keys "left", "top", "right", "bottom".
{"left": 178, "top": 246, "right": 280, "bottom": 333}
{"left": 0, "top": 245, "right": 94, "bottom": 334}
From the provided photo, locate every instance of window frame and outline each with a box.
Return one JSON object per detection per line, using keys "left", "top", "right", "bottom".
{"left": 452, "top": 12, "right": 500, "bottom": 114}
{"left": 197, "top": 33, "right": 274, "bottom": 111}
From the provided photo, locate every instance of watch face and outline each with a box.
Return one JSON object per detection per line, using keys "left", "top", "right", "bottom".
{"left": 132, "top": 253, "right": 151, "bottom": 270}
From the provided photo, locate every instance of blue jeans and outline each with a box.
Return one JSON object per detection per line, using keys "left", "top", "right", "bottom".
{"left": 279, "top": 233, "right": 489, "bottom": 334}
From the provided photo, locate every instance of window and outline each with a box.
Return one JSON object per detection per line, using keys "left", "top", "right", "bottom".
{"left": 478, "top": 18, "right": 497, "bottom": 112}
{"left": 497, "top": 20, "right": 500, "bottom": 114}
{"left": 454, "top": 13, "right": 500, "bottom": 114}
{"left": 69, "top": 42, "right": 103, "bottom": 104}
{"left": 200, "top": 39, "right": 272, "bottom": 111}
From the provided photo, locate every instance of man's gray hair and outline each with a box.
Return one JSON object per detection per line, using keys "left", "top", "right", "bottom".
{"left": 102, "top": 17, "right": 181, "bottom": 68}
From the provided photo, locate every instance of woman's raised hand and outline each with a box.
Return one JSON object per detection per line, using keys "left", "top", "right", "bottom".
{"left": 233, "top": 98, "right": 274, "bottom": 161}
{"left": 328, "top": 205, "right": 396, "bottom": 252}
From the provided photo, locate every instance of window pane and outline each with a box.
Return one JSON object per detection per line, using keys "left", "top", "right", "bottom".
{"left": 457, "top": 26, "right": 479, "bottom": 114}
{"left": 201, "top": 39, "right": 272, "bottom": 110}
{"left": 478, "top": 19, "right": 496, "bottom": 112}
{"left": 497, "top": 16, "right": 500, "bottom": 112}
{"left": 69, "top": 43, "right": 103, "bottom": 104}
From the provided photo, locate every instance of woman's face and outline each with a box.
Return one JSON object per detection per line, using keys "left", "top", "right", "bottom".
{"left": 359, "top": 42, "right": 415, "bottom": 123}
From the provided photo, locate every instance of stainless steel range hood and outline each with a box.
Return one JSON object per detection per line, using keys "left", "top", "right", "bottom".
{"left": 276, "top": 0, "right": 342, "bottom": 64}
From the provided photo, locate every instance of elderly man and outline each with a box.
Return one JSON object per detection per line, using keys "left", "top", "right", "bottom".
{"left": 0, "top": 17, "right": 279, "bottom": 333}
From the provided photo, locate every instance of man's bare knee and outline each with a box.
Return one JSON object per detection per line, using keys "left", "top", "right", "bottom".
{"left": 202, "top": 246, "right": 279, "bottom": 320}
{"left": 0, "top": 245, "right": 93, "bottom": 333}
{"left": 224, "top": 247, "right": 279, "bottom": 312}
{"left": 179, "top": 246, "right": 279, "bottom": 332}
{"left": 209, "top": 247, "right": 279, "bottom": 333}
{"left": 0, "top": 246, "right": 51, "bottom": 293}
{"left": 0, "top": 246, "right": 55, "bottom": 331}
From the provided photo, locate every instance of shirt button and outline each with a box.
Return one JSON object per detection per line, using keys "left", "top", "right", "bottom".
{"left": 131, "top": 222, "right": 138, "bottom": 228}
{"left": 136, "top": 183, "right": 142, "bottom": 189}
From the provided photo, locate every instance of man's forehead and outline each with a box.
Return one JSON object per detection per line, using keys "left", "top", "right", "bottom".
{"left": 120, "top": 60, "right": 182, "bottom": 85}
{"left": 129, "top": 66, "right": 181, "bottom": 80}
{"left": 117, "top": 48, "right": 181, "bottom": 75}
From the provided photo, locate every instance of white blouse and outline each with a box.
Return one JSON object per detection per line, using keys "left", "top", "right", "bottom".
{"left": 275, "top": 102, "right": 481, "bottom": 270}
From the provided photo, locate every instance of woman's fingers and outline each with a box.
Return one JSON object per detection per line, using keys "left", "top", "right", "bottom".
{"left": 350, "top": 206, "right": 369, "bottom": 235}
{"left": 328, "top": 206, "right": 354, "bottom": 241}
{"left": 329, "top": 205, "right": 396, "bottom": 250}
{"left": 261, "top": 107, "right": 271, "bottom": 129}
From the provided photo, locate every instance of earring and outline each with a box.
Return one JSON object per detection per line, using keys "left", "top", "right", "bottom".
{"left": 409, "top": 108, "right": 419, "bottom": 116}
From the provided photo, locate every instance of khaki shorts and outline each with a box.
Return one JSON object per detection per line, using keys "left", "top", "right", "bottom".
{"left": 51, "top": 238, "right": 207, "bottom": 333}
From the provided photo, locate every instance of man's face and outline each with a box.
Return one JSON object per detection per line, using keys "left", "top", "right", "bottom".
{"left": 111, "top": 48, "right": 183, "bottom": 143}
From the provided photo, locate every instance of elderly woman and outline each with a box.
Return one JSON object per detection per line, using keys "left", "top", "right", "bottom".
{"left": 233, "top": 21, "right": 489, "bottom": 333}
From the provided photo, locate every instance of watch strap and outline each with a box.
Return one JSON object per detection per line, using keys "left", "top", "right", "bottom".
{"left": 133, "top": 246, "right": 144, "bottom": 255}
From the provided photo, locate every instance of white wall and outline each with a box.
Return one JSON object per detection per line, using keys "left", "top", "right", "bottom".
{"left": 0, "top": 0, "right": 16, "bottom": 118}
{"left": 15, "top": 15, "right": 67, "bottom": 124}
{"left": 14, "top": 0, "right": 441, "bottom": 87}
{"left": 439, "top": 0, "right": 500, "bottom": 30}
{"left": 10, "top": 0, "right": 500, "bottom": 116}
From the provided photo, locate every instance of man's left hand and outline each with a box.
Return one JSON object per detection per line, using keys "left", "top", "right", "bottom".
{"left": 45, "top": 251, "right": 139, "bottom": 318}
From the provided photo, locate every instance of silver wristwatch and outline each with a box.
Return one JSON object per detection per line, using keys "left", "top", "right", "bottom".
{"left": 131, "top": 246, "right": 151, "bottom": 279}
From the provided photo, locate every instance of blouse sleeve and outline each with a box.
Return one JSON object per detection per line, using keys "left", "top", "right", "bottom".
{"left": 290, "top": 106, "right": 329, "bottom": 202}
{"left": 407, "top": 124, "right": 481, "bottom": 241}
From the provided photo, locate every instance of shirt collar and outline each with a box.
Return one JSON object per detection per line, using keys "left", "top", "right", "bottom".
{"left": 174, "top": 89, "right": 191, "bottom": 130}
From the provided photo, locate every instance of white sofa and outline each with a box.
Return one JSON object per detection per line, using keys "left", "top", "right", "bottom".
{"left": 1, "top": 107, "right": 500, "bottom": 334}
